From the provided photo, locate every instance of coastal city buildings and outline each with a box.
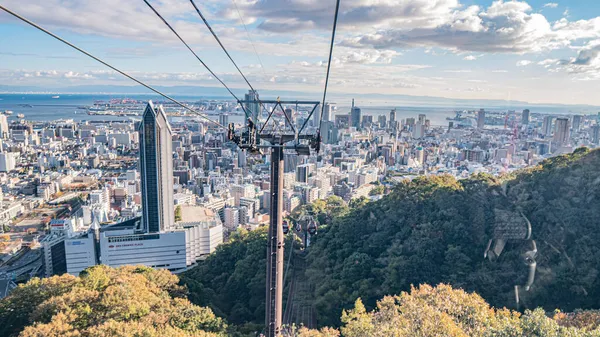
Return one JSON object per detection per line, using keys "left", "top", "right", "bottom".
{"left": 0, "top": 96, "right": 599, "bottom": 296}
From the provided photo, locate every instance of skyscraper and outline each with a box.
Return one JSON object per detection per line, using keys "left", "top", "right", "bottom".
{"left": 477, "top": 109, "right": 485, "bottom": 130}
{"left": 592, "top": 125, "right": 600, "bottom": 145}
{"left": 322, "top": 103, "right": 333, "bottom": 122}
{"left": 542, "top": 116, "right": 554, "bottom": 137}
{"left": 0, "top": 115, "right": 8, "bottom": 139}
{"left": 572, "top": 115, "right": 583, "bottom": 132}
{"left": 219, "top": 114, "right": 229, "bottom": 127}
{"left": 296, "top": 164, "right": 311, "bottom": 183}
{"left": 139, "top": 102, "right": 174, "bottom": 233}
{"left": 553, "top": 118, "right": 570, "bottom": 145}
{"left": 522, "top": 109, "right": 530, "bottom": 125}
{"left": 378, "top": 115, "right": 386, "bottom": 128}
{"left": 350, "top": 99, "right": 362, "bottom": 129}
{"left": 389, "top": 109, "right": 396, "bottom": 130}
{"left": 244, "top": 90, "right": 260, "bottom": 122}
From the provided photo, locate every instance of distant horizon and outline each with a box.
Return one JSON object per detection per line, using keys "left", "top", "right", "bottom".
{"left": 2, "top": 85, "right": 600, "bottom": 113}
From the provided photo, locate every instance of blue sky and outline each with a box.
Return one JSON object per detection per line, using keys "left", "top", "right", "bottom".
{"left": 1, "top": 0, "right": 600, "bottom": 105}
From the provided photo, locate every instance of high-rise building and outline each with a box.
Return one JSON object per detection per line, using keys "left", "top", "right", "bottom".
{"left": 377, "top": 115, "right": 386, "bottom": 128}
{"left": 592, "top": 125, "right": 600, "bottom": 145}
{"left": 219, "top": 114, "right": 229, "bottom": 127}
{"left": 418, "top": 114, "right": 426, "bottom": 124}
{"left": 542, "top": 116, "right": 554, "bottom": 137}
{"left": 389, "top": 109, "right": 396, "bottom": 130}
{"left": 224, "top": 207, "right": 240, "bottom": 229}
{"left": 323, "top": 103, "right": 333, "bottom": 122}
{"left": 477, "top": 109, "right": 485, "bottom": 130}
{"left": 321, "top": 121, "right": 338, "bottom": 144}
{"left": 572, "top": 115, "right": 583, "bottom": 132}
{"left": 361, "top": 115, "right": 373, "bottom": 128}
{"left": 139, "top": 102, "right": 174, "bottom": 233}
{"left": 0, "top": 115, "right": 8, "bottom": 139}
{"left": 296, "top": 164, "right": 312, "bottom": 183}
{"left": 522, "top": 109, "right": 530, "bottom": 125}
{"left": 312, "top": 104, "right": 320, "bottom": 127}
{"left": 0, "top": 152, "right": 16, "bottom": 172}
{"left": 244, "top": 90, "right": 260, "bottom": 122}
{"left": 553, "top": 118, "right": 570, "bottom": 145}
{"left": 351, "top": 106, "right": 362, "bottom": 129}
{"left": 413, "top": 122, "right": 425, "bottom": 139}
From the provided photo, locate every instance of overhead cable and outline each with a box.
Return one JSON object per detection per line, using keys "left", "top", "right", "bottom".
{"left": 142, "top": 0, "right": 250, "bottom": 119}
{"left": 189, "top": 0, "right": 259, "bottom": 93}
{"left": 0, "top": 4, "right": 226, "bottom": 129}
{"left": 318, "top": 0, "right": 341, "bottom": 133}
{"left": 230, "top": 0, "right": 267, "bottom": 78}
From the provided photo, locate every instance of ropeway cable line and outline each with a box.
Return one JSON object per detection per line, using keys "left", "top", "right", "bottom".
{"left": 189, "top": 0, "right": 258, "bottom": 95}
{"left": 317, "top": 0, "right": 341, "bottom": 135}
{"left": 0, "top": 4, "right": 230, "bottom": 130}
{"left": 141, "top": 0, "right": 251, "bottom": 120}
{"left": 187, "top": 0, "right": 284, "bottom": 134}
{"left": 231, "top": 0, "right": 267, "bottom": 79}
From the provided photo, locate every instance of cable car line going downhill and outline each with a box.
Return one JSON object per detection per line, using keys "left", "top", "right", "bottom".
{"left": 0, "top": 1, "right": 343, "bottom": 335}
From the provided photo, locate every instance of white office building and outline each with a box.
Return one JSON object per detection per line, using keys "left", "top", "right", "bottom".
{"left": 0, "top": 153, "right": 17, "bottom": 172}
{"left": 64, "top": 235, "right": 97, "bottom": 276}
{"left": 99, "top": 230, "right": 187, "bottom": 272}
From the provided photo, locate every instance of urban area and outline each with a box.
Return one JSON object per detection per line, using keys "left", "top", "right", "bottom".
{"left": 0, "top": 90, "right": 599, "bottom": 299}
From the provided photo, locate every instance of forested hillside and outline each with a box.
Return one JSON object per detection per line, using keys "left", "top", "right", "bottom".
{"left": 182, "top": 147, "right": 600, "bottom": 329}
{"left": 306, "top": 147, "right": 600, "bottom": 326}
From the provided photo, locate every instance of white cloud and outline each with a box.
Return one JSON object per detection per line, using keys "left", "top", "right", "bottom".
{"left": 334, "top": 50, "right": 402, "bottom": 65}
{"left": 492, "top": 70, "right": 509, "bottom": 73}
{"left": 444, "top": 70, "right": 473, "bottom": 73}
{"left": 538, "top": 59, "right": 559, "bottom": 67}
{"left": 543, "top": 3, "right": 558, "bottom": 8}
{"left": 463, "top": 55, "right": 478, "bottom": 61}
{"left": 516, "top": 60, "right": 533, "bottom": 66}
{"left": 341, "top": 0, "right": 600, "bottom": 54}
{"left": 563, "top": 9, "right": 570, "bottom": 17}
{"left": 547, "top": 40, "right": 600, "bottom": 79}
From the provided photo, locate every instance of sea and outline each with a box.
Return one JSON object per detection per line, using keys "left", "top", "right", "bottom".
{"left": 0, "top": 93, "right": 596, "bottom": 127}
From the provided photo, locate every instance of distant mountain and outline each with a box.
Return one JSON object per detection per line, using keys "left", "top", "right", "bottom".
{"left": 1, "top": 84, "right": 599, "bottom": 112}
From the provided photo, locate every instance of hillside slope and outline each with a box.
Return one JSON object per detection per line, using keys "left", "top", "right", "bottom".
{"left": 306, "top": 147, "right": 600, "bottom": 326}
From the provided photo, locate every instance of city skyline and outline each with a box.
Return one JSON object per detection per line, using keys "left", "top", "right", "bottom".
{"left": 1, "top": 1, "right": 600, "bottom": 105}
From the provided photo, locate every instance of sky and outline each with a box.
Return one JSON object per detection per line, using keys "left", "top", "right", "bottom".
{"left": 1, "top": 0, "right": 600, "bottom": 106}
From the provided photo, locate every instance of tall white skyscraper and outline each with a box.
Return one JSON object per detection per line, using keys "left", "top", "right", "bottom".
{"left": 0, "top": 152, "right": 16, "bottom": 172}
{"left": 139, "top": 102, "right": 174, "bottom": 233}
{"left": 0, "top": 115, "right": 8, "bottom": 139}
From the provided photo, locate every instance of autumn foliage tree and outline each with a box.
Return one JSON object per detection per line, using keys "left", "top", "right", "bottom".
{"left": 300, "top": 284, "right": 600, "bottom": 337}
{"left": 0, "top": 265, "right": 227, "bottom": 337}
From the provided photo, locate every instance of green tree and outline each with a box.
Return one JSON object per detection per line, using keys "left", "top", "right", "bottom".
{"left": 369, "top": 185, "right": 385, "bottom": 196}
{"left": 175, "top": 205, "right": 182, "bottom": 222}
